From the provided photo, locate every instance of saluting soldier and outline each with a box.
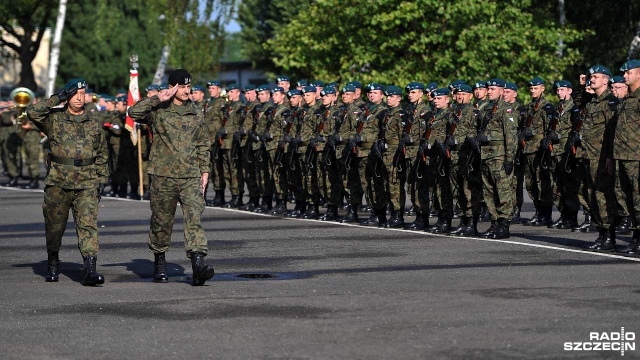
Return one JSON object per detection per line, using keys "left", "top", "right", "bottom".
{"left": 26, "top": 78, "right": 109, "bottom": 285}
{"left": 609, "top": 76, "right": 632, "bottom": 235}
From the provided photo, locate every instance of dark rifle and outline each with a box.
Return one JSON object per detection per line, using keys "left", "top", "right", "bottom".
{"left": 562, "top": 107, "right": 584, "bottom": 173}
{"left": 232, "top": 104, "right": 250, "bottom": 159}
{"left": 257, "top": 106, "right": 276, "bottom": 162}
{"left": 539, "top": 104, "right": 560, "bottom": 169}
{"left": 212, "top": 105, "right": 230, "bottom": 160}
{"left": 287, "top": 107, "right": 305, "bottom": 169}
{"left": 305, "top": 109, "right": 324, "bottom": 168}
{"left": 275, "top": 113, "right": 294, "bottom": 168}
{"left": 324, "top": 106, "right": 347, "bottom": 166}
{"left": 342, "top": 107, "right": 368, "bottom": 170}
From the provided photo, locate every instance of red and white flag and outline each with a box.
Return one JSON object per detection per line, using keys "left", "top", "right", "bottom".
{"left": 125, "top": 69, "right": 140, "bottom": 145}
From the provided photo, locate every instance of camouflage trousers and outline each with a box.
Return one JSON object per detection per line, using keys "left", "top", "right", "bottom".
{"left": 242, "top": 146, "right": 260, "bottom": 198}
{"left": 211, "top": 145, "right": 224, "bottom": 192}
{"left": 524, "top": 151, "right": 554, "bottom": 210}
{"left": 481, "top": 158, "right": 515, "bottom": 221}
{"left": 341, "top": 155, "right": 365, "bottom": 207}
{"left": 407, "top": 156, "right": 431, "bottom": 213}
{"left": 3, "top": 131, "right": 22, "bottom": 178}
{"left": 369, "top": 146, "right": 402, "bottom": 211}
{"left": 149, "top": 175, "right": 207, "bottom": 256}
{"left": 435, "top": 157, "right": 454, "bottom": 219}
{"left": 614, "top": 161, "right": 630, "bottom": 218}
{"left": 304, "top": 149, "right": 321, "bottom": 205}
{"left": 218, "top": 149, "right": 241, "bottom": 196}
{"left": 287, "top": 151, "right": 306, "bottom": 202}
{"left": 455, "top": 153, "right": 482, "bottom": 218}
{"left": 22, "top": 130, "right": 41, "bottom": 178}
{"left": 43, "top": 185, "right": 100, "bottom": 257}
{"left": 550, "top": 154, "right": 580, "bottom": 217}
{"left": 585, "top": 157, "right": 617, "bottom": 229}
{"left": 615, "top": 160, "right": 640, "bottom": 229}
{"left": 257, "top": 149, "right": 286, "bottom": 200}
{"left": 514, "top": 152, "right": 525, "bottom": 210}
{"left": 320, "top": 149, "right": 342, "bottom": 207}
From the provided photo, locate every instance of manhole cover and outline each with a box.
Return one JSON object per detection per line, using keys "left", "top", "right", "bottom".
{"left": 236, "top": 273, "right": 275, "bottom": 279}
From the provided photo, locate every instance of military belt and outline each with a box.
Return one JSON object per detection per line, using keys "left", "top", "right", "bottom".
{"left": 386, "top": 140, "right": 400, "bottom": 145}
{"left": 51, "top": 155, "right": 96, "bottom": 166}
{"left": 483, "top": 141, "right": 503, "bottom": 146}
{"left": 361, "top": 142, "right": 374, "bottom": 148}
{"left": 527, "top": 134, "right": 544, "bottom": 141}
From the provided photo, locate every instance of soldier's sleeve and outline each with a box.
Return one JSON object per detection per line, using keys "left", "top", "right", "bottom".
{"left": 106, "top": 113, "right": 123, "bottom": 136}
{"left": 26, "top": 95, "right": 61, "bottom": 130}
{"left": 196, "top": 113, "right": 211, "bottom": 174}
{"left": 128, "top": 96, "right": 161, "bottom": 124}
{"left": 95, "top": 126, "right": 110, "bottom": 183}
{"left": 503, "top": 111, "right": 517, "bottom": 161}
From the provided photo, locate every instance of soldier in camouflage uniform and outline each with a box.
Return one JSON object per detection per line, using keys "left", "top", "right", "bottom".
{"left": 520, "top": 77, "right": 556, "bottom": 226}
{"left": 205, "top": 80, "right": 227, "bottom": 206}
{"left": 612, "top": 60, "right": 640, "bottom": 254}
{"left": 26, "top": 78, "right": 109, "bottom": 286}
{"left": 249, "top": 85, "right": 276, "bottom": 213}
{"left": 1, "top": 106, "right": 22, "bottom": 187}
{"left": 546, "top": 80, "right": 581, "bottom": 230}
{"left": 449, "top": 84, "right": 482, "bottom": 236}
{"left": 318, "top": 87, "right": 343, "bottom": 221}
{"left": 214, "top": 84, "right": 244, "bottom": 208}
{"left": 284, "top": 89, "right": 307, "bottom": 218}
{"left": 102, "top": 96, "right": 125, "bottom": 196}
{"left": 477, "top": 79, "right": 519, "bottom": 239}
{"left": 403, "top": 82, "right": 432, "bottom": 230}
{"left": 578, "top": 66, "right": 619, "bottom": 251}
{"left": 19, "top": 99, "right": 43, "bottom": 189}
{"left": 609, "top": 76, "right": 632, "bottom": 235}
{"left": 300, "top": 85, "right": 324, "bottom": 219}
{"left": 238, "top": 85, "right": 262, "bottom": 211}
{"left": 128, "top": 69, "right": 214, "bottom": 286}
{"left": 472, "top": 81, "right": 492, "bottom": 222}
{"left": 360, "top": 83, "right": 389, "bottom": 226}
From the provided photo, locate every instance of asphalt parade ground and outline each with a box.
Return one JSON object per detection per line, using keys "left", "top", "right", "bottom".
{"left": 1, "top": 184, "right": 639, "bottom": 359}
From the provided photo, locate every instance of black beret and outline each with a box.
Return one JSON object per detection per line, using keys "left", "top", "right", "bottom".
{"left": 168, "top": 69, "right": 192, "bottom": 86}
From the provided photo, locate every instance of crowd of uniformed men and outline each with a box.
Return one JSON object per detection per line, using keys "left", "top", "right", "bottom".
{"left": 3, "top": 60, "right": 640, "bottom": 256}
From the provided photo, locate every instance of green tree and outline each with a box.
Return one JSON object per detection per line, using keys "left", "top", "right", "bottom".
{"left": 0, "top": 0, "right": 57, "bottom": 90}
{"left": 268, "top": 0, "right": 587, "bottom": 93}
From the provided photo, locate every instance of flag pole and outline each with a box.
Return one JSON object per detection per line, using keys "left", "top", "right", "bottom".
{"left": 127, "top": 54, "right": 144, "bottom": 200}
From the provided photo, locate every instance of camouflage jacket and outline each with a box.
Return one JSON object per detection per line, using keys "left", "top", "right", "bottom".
{"left": 128, "top": 96, "right": 210, "bottom": 178}
{"left": 299, "top": 102, "right": 323, "bottom": 153}
{"left": 405, "top": 101, "right": 431, "bottom": 159}
{"left": 220, "top": 100, "right": 243, "bottom": 150}
{"left": 613, "top": 86, "right": 640, "bottom": 160}
{"left": 551, "top": 98, "right": 579, "bottom": 157}
{"left": 26, "top": 95, "right": 109, "bottom": 189}
{"left": 480, "top": 99, "right": 519, "bottom": 161}
{"left": 523, "top": 96, "right": 555, "bottom": 154}
{"left": 381, "top": 105, "right": 404, "bottom": 153}
{"left": 251, "top": 101, "right": 276, "bottom": 151}
{"left": 205, "top": 97, "right": 226, "bottom": 144}
{"left": 257, "top": 102, "right": 289, "bottom": 152}
{"left": 239, "top": 100, "right": 261, "bottom": 147}
{"left": 337, "top": 101, "right": 364, "bottom": 158}
{"left": 102, "top": 110, "right": 123, "bottom": 146}
{"left": 581, "top": 90, "right": 617, "bottom": 161}
{"left": 454, "top": 102, "right": 480, "bottom": 157}
{"left": 361, "top": 102, "right": 388, "bottom": 156}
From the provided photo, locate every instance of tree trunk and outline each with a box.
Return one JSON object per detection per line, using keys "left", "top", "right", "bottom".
{"left": 19, "top": 46, "right": 37, "bottom": 91}
{"left": 628, "top": 20, "right": 640, "bottom": 60}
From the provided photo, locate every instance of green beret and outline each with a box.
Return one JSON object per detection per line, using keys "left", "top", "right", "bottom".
{"left": 384, "top": 85, "right": 403, "bottom": 96}
{"left": 528, "top": 76, "right": 545, "bottom": 86}
{"left": 431, "top": 88, "right": 450, "bottom": 97}
{"left": 191, "top": 85, "right": 205, "bottom": 92}
{"left": 365, "top": 83, "right": 385, "bottom": 92}
{"left": 242, "top": 84, "right": 256, "bottom": 92}
{"left": 620, "top": 59, "right": 640, "bottom": 72}
{"left": 256, "top": 84, "right": 271, "bottom": 92}
{"left": 347, "top": 81, "right": 363, "bottom": 89}
{"left": 405, "top": 82, "right": 425, "bottom": 91}
{"left": 63, "top": 78, "right": 87, "bottom": 92}
{"left": 320, "top": 87, "right": 336, "bottom": 96}
{"left": 486, "top": 78, "right": 506, "bottom": 87}
{"left": 505, "top": 82, "right": 518, "bottom": 91}
{"left": 449, "top": 80, "right": 466, "bottom": 90}
{"left": 207, "top": 80, "right": 221, "bottom": 87}
{"left": 610, "top": 76, "right": 625, "bottom": 84}
{"left": 589, "top": 65, "right": 612, "bottom": 77}
{"left": 472, "top": 81, "right": 487, "bottom": 89}
{"left": 276, "top": 75, "right": 290, "bottom": 82}
{"left": 226, "top": 83, "right": 240, "bottom": 91}
{"left": 116, "top": 96, "right": 127, "bottom": 103}
{"left": 342, "top": 85, "right": 356, "bottom": 93}
{"left": 554, "top": 80, "right": 572, "bottom": 89}
{"left": 297, "top": 79, "right": 309, "bottom": 87}
{"left": 145, "top": 84, "right": 159, "bottom": 92}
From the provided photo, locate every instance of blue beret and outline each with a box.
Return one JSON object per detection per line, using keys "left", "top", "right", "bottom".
{"left": 226, "top": 83, "right": 240, "bottom": 91}
{"left": 256, "top": 84, "right": 271, "bottom": 92}
{"left": 449, "top": 80, "right": 466, "bottom": 90}
{"left": 242, "top": 84, "right": 256, "bottom": 92}
{"left": 472, "top": 81, "right": 487, "bottom": 89}
{"left": 297, "top": 79, "right": 309, "bottom": 87}
{"left": 384, "top": 85, "right": 403, "bottom": 96}
{"left": 116, "top": 96, "right": 127, "bottom": 103}
{"left": 104, "top": 95, "right": 116, "bottom": 103}
{"left": 271, "top": 86, "right": 285, "bottom": 94}
{"left": 620, "top": 59, "right": 640, "bottom": 72}
{"left": 610, "top": 76, "right": 625, "bottom": 84}
{"left": 426, "top": 82, "right": 438, "bottom": 92}
{"left": 589, "top": 65, "right": 612, "bottom": 77}
{"left": 431, "top": 88, "right": 450, "bottom": 97}
{"left": 455, "top": 84, "right": 473, "bottom": 93}
{"left": 505, "top": 82, "right": 518, "bottom": 91}
{"left": 191, "top": 85, "right": 205, "bottom": 92}
{"left": 320, "top": 87, "right": 336, "bottom": 96}
{"left": 365, "top": 83, "right": 385, "bottom": 92}
{"left": 528, "top": 76, "right": 545, "bottom": 86}
{"left": 287, "top": 89, "right": 302, "bottom": 97}
{"left": 326, "top": 82, "right": 339, "bottom": 90}
{"left": 486, "top": 78, "right": 506, "bottom": 87}
{"left": 276, "top": 75, "right": 290, "bottom": 82}
{"left": 302, "top": 85, "right": 317, "bottom": 94}
{"left": 159, "top": 83, "right": 169, "bottom": 90}
{"left": 310, "top": 80, "right": 325, "bottom": 87}
{"left": 207, "top": 80, "right": 221, "bottom": 87}
{"left": 405, "top": 82, "right": 425, "bottom": 91}
{"left": 347, "top": 81, "right": 363, "bottom": 89}
{"left": 145, "top": 84, "right": 159, "bottom": 91}
{"left": 64, "top": 78, "right": 87, "bottom": 92}
{"left": 554, "top": 80, "right": 572, "bottom": 89}
{"left": 342, "top": 84, "right": 356, "bottom": 93}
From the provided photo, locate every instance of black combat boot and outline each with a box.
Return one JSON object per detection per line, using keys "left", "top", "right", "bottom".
{"left": 548, "top": 216, "right": 566, "bottom": 229}
{"left": 224, "top": 195, "right": 240, "bottom": 209}
{"left": 2, "top": 177, "right": 18, "bottom": 187}
{"left": 142, "top": 187, "right": 150, "bottom": 200}
{"left": 117, "top": 185, "right": 128, "bottom": 198}
{"left": 615, "top": 216, "right": 632, "bottom": 235}
{"left": 303, "top": 204, "right": 319, "bottom": 219}
{"left": 190, "top": 252, "right": 214, "bottom": 286}
{"left": 254, "top": 196, "right": 272, "bottom": 213}
{"left": 386, "top": 210, "right": 405, "bottom": 228}
{"left": 405, "top": 211, "right": 427, "bottom": 230}
{"left": 45, "top": 251, "right": 60, "bottom": 282}
{"left": 586, "top": 228, "right": 606, "bottom": 250}
{"left": 561, "top": 213, "right": 579, "bottom": 230}
{"left": 432, "top": 217, "right": 452, "bottom": 234}
{"left": 479, "top": 204, "right": 491, "bottom": 222}
{"left": 22, "top": 177, "right": 39, "bottom": 189}
{"left": 596, "top": 227, "right": 616, "bottom": 252}
{"left": 106, "top": 183, "right": 118, "bottom": 197}
{"left": 359, "top": 204, "right": 371, "bottom": 213}
{"left": 405, "top": 206, "right": 416, "bottom": 216}
{"left": 377, "top": 208, "right": 388, "bottom": 228}
{"left": 153, "top": 253, "right": 168, "bottom": 283}
{"left": 319, "top": 206, "right": 338, "bottom": 221}
{"left": 449, "top": 216, "right": 468, "bottom": 235}
{"left": 459, "top": 216, "right": 479, "bottom": 237}
{"left": 522, "top": 209, "right": 540, "bottom": 226}
{"left": 285, "top": 201, "right": 301, "bottom": 218}
{"left": 208, "top": 190, "right": 225, "bottom": 207}
{"left": 128, "top": 187, "right": 141, "bottom": 200}
{"left": 340, "top": 205, "right": 359, "bottom": 223}
{"left": 270, "top": 199, "right": 288, "bottom": 215}
{"left": 82, "top": 255, "right": 105, "bottom": 286}
{"left": 480, "top": 221, "right": 498, "bottom": 238}
{"left": 511, "top": 207, "right": 522, "bottom": 224}
{"left": 573, "top": 213, "right": 593, "bottom": 232}
{"left": 621, "top": 230, "right": 640, "bottom": 255}
{"left": 489, "top": 218, "right": 511, "bottom": 239}
{"left": 360, "top": 211, "right": 379, "bottom": 226}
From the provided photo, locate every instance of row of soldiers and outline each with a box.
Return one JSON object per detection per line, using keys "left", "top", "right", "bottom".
{"left": 199, "top": 62, "right": 640, "bottom": 256}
